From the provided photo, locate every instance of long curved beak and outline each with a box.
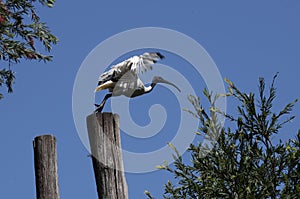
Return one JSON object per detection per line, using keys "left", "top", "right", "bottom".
{"left": 159, "top": 78, "right": 181, "bottom": 92}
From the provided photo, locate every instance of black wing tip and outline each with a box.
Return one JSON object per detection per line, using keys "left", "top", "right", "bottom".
{"left": 156, "top": 52, "right": 165, "bottom": 59}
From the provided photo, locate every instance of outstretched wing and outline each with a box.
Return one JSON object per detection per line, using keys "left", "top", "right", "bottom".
{"left": 137, "top": 52, "right": 164, "bottom": 73}
{"left": 95, "top": 52, "right": 164, "bottom": 92}
{"left": 97, "top": 60, "right": 132, "bottom": 86}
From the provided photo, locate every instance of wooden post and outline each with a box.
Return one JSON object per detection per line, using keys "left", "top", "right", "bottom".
{"left": 33, "top": 135, "right": 60, "bottom": 199}
{"left": 86, "top": 112, "right": 128, "bottom": 199}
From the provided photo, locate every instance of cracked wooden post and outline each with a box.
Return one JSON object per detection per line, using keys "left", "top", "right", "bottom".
{"left": 87, "top": 112, "right": 128, "bottom": 199}
{"left": 33, "top": 135, "right": 60, "bottom": 199}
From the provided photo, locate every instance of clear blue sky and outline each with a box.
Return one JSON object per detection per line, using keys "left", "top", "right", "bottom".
{"left": 1, "top": 0, "right": 300, "bottom": 198}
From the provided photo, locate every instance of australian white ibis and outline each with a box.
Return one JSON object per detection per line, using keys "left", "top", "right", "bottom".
{"left": 94, "top": 52, "right": 181, "bottom": 112}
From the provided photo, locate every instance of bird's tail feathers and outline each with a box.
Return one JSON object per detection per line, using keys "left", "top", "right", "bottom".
{"left": 94, "top": 86, "right": 103, "bottom": 92}
{"left": 94, "top": 80, "right": 114, "bottom": 92}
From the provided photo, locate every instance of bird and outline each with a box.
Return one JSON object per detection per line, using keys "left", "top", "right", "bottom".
{"left": 94, "top": 52, "right": 181, "bottom": 113}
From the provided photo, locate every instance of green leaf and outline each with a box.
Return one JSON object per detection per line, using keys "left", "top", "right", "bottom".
{"left": 0, "top": 0, "right": 58, "bottom": 97}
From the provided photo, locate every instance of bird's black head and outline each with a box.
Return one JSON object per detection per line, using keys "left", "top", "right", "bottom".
{"left": 151, "top": 76, "right": 181, "bottom": 92}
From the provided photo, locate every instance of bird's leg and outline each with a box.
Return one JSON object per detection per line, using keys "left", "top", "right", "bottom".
{"left": 94, "top": 93, "right": 112, "bottom": 113}
{"left": 94, "top": 93, "right": 112, "bottom": 107}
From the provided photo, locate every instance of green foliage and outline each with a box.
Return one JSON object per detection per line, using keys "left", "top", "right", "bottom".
{"left": 0, "top": 0, "right": 57, "bottom": 98}
{"left": 0, "top": 68, "right": 14, "bottom": 99}
{"left": 146, "top": 75, "right": 300, "bottom": 199}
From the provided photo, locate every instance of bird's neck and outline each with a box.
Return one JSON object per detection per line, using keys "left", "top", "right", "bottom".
{"left": 144, "top": 83, "right": 156, "bottom": 93}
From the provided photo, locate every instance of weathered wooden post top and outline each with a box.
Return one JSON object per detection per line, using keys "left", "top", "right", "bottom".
{"left": 86, "top": 112, "right": 128, "bottom": 199}
{"left": 33, "top": 134, "right": 60, "bottom": 199}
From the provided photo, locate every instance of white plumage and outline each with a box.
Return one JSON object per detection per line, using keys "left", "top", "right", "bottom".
{"left": 94, "top": 52, "right": 180, "bottom": 112}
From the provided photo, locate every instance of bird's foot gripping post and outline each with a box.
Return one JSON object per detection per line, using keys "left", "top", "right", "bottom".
{"left": 94, "top": 103, "right": 105, "bottom": 113}
{"left": 86, "top": 112, "right": 128, "bottom": 199}
{"left": 94, "top": 103, "right": 102, "bottom": 113}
